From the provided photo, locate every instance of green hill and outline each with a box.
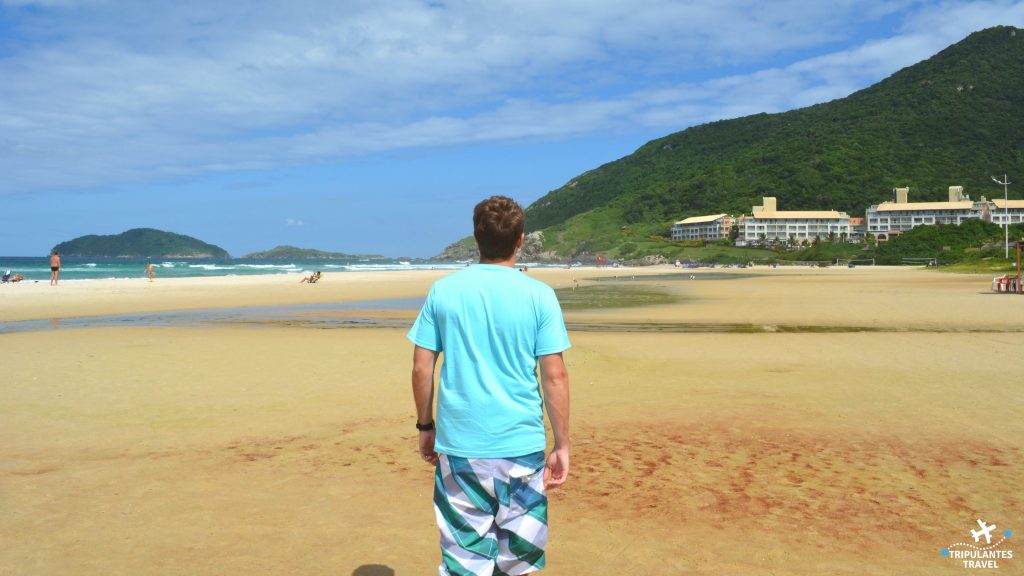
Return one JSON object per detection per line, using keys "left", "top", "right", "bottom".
{"left": 53, "top": 228, "right": 230, "bottom": 258}
{"left": 522, "top": 26, "right": 1024, "bottom": 256}
{"left": 241, "top": 245, "right": 387, "bottom": 260}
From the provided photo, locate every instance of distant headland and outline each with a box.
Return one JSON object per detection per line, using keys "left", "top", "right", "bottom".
{"left": 241, "top": 245, "right": 387, "bottom": 260}
{"left": 52, "top": 228, "right": 230, "bottom": 259}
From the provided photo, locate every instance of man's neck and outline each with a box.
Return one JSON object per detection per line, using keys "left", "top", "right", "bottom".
{"left": 478, "top": 256, "right": 517, "bottom": 268}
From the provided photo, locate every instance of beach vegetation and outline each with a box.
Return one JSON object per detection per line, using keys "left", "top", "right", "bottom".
{"left": 778, "top": 241, "right": 867, "bottom": 263}
{"left": 554, "top": 284, "right": 678, "bottom": 310}
{"left": 873, "top": 220, "right": 1024, "bottom": 265}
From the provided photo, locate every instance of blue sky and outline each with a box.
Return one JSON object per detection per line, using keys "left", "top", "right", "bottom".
{"left": 2, "top": 0, "right": 1023, "bottom": 257}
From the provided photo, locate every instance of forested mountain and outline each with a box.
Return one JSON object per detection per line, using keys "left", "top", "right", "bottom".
{"left": 53, "top": 228, "right": 229, "bottom": 258}
{"left": 523, "top": 26, "right": 1024, "bottom": 255}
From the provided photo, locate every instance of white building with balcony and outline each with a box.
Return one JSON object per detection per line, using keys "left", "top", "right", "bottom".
{"left": 671, "top": 214, "right": 736, "bottom": 241}
{"left": 741, "top": 197, "right": 850, "bottom": 244}
{"left": 865, "top": 186, "right": 986, "bottom": 240}
{"left": 991, "top": 198, "right": 1024, "bottom": 227}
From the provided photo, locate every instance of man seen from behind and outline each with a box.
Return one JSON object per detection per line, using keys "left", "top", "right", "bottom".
{"left": 408, "top": 196, "right": 571, "bottom": 575}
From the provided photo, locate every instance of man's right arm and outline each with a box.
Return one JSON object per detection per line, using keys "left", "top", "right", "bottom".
{"left": 539, "top": 352, "right": 570, "bottom": 489}
{"left": 411, "top": 345, "right": 440, "bottom": 465}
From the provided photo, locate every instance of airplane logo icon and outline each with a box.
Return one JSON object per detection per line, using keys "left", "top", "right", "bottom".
{"left": 971, "top": 519, "right": 997, "bottom": 544}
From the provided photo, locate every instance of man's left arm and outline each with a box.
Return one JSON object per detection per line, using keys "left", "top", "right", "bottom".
{"left": 539, "top": 352, "right": 570, "bottom": 489}
{"left": 411, "top": 345, "right": 440, "bottom": 465}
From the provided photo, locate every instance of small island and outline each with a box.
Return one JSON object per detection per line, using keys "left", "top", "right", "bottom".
{"left": 52, "top": 228, "right": 230, "bottom": 258}
{"left": 241, "top": 245, "right": 388, "bottom": 260}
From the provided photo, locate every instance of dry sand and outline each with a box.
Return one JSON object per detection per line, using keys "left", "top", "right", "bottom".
{"left": 1, "top": 266, "right": 1022, "bottom": 575}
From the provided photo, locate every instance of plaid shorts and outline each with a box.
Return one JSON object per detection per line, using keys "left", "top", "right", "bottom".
{"left": 433, "top": 451, "right": 548, "bottom": 576}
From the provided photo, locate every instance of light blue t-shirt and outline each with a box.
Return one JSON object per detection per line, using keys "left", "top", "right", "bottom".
{"left": 407, "top": 264, "right": 571, "bottom": 458}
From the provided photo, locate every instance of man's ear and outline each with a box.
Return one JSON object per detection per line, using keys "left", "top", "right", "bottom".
{"left": 517, "top": 232, "right": 525, "bottom": 249}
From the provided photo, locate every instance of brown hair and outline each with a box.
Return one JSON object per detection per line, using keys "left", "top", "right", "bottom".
{"left": 473, "top": 196, "right": 525, "bottom": 260}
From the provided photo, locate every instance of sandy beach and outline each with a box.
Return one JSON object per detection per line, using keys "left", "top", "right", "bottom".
{"left": 2, "top": 266, "right": 1022, "bottom": 575}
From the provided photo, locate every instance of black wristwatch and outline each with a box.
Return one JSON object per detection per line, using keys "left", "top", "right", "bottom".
{"left": 416, "top": 420, "right": 435, "bottom": 432}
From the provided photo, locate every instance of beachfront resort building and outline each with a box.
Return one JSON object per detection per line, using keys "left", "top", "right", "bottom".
{"left": 865, "top": 186, "right": 987, "bottom": 240}
{"left": 740, "top": 197, "right": 851, "bottom": 244}
{"left": 991, "top": 198, "right": 1024, "bottom": 227}
{"left": 849, "top": 217, "right": 866, "bottom": 239}
{"left": 671, "top": 214, "right": 736, "bottom": 241}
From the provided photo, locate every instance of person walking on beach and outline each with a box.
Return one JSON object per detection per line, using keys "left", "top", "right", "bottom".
{"left": 145, "top": 262, "right": 156, "bottom": 282}
{"left": 49, "top": 251, "right": 61, "bottom": 286}
{"left": 408, "top": 196, "right": 571, "bottom": 575}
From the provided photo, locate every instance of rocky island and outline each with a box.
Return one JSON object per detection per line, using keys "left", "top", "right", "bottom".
{"left": 52, "top": 228, "right": 230, "bottom": 258}
{"left": 241, "top": 245, "right": 387, "bottom": 260}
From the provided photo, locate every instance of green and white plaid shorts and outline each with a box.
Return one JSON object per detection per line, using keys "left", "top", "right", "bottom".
{"left": 433, "top": 451, "right": 548, "bottom": 575}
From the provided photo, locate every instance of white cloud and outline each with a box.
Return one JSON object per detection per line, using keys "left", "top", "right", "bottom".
{"left": 0, "top": 0, "right": 1021, "bottom": 194}
{"left": 286, "top": 218, "right": 304, "bottom": 227}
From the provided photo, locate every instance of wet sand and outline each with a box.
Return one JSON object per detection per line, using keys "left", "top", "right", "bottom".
{"left": 1, "top": 266, "right": 1022, "bottom": 574}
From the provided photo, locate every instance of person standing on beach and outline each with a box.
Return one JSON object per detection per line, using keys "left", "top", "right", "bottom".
{"left": 146, "top": 262, "right": 155, "bottom": 282}
{"left": 49, "top": 251, "right": 61, "bottom": 286}
{"left": 408, "top": 196, "right": 571, "bottom": 575}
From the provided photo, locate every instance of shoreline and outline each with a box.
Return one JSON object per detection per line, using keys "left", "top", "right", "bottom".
{"left": 1, "top": 265, "right": 1013, "bottom": 328}
{"left": 0, "top": 265, "right": 679, "bottom": 323}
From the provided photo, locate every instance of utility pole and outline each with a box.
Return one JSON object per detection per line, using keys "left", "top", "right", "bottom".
{"left": 992, "top": 174, "right": 1012, "bottom": 259}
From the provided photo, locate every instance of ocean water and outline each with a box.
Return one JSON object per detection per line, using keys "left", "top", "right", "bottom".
{"left": 0, "top": 256, "right": 480, "bottom": 282}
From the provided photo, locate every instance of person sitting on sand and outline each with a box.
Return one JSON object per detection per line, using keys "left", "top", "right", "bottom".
{"left": 299, "top": 271, "right": 321, "bottom": 283}
{"left": 2, "top": 270, "right": 10, "bottom": 283}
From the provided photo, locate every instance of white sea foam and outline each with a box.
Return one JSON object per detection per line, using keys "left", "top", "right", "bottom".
{"left": 236, "top": 264, "right": 298, "bottom": 270}
{"left": 0, "top": 257, "right": 528, "bottom": 282}
{"left": 344, "top": 263, "right": 466, "bottom": 271}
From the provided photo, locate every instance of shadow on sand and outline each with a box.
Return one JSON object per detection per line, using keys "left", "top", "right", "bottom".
{"left": 352, "top": 565, "right": 395, "bottom": 576}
